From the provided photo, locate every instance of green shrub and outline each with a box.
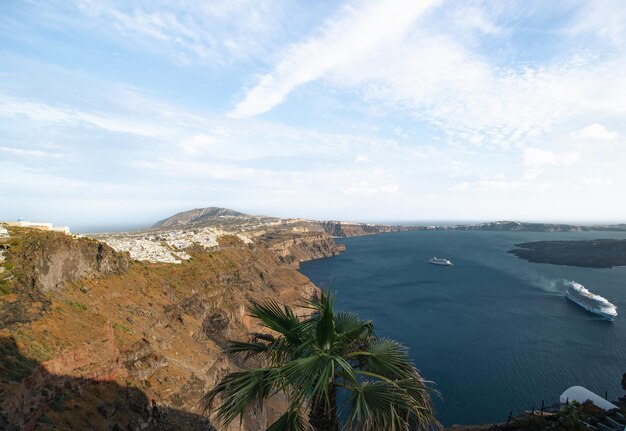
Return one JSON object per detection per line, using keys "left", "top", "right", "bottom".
{"left": 0, "top": 280, "right": 12, "bottom": 295}
{"left": 37, "top": 413, "right": 55, "bottom": 426}
{"left": 68, "top": 301, "right": 88, "bottom": 311}
{"left": 557, "top": 402, "right": 584, "bottom": 430}
{"left": 112, "top": 322, "right": 133, "bottom": 334}
{"left": 49, "top": 394, "right": 65, "bottom": 412}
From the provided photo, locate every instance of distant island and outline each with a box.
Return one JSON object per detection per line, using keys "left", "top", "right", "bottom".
{"left": 448, "top": 221, "right": 626, "bottom": 233}
{"left": 509, "top": 239, "right": 626, "bottom": 268}
{"left": 322, "top": 220, "right": 626, "bottom": 238}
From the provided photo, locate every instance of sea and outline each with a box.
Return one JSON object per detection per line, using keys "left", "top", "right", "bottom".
{"left": 299, "top": 230, "right": 626, "bottom": 426}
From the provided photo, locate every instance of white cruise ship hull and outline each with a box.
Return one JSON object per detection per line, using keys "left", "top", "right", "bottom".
{"left": 566, "top": 292, "right": 616, "bottom": 321}
{"left": 428, "top": 257, "right": 453, "bottom": 266}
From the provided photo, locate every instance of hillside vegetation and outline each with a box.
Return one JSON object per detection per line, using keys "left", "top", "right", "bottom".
{"left": 0, "top": 227, "right": 325, "bottom": 430}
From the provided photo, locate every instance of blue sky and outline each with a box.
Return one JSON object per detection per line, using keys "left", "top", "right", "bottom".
{"left": 1, "top": 0, "right": 625, "bottom": 230}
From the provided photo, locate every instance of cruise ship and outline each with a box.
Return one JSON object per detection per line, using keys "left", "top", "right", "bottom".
{"left": 565, "top": 281, "right": 617, "bottom": 321}
{"left": 429, "top": 257, "right": 453, "bottom": 266}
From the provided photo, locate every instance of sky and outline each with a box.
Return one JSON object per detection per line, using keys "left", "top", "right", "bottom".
{"left": 1, "top": 0, "right": 626, "bottom": 230}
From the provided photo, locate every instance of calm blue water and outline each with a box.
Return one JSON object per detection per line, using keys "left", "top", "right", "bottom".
{"left": 300, "top": 230, "right": 626, "bottom": 426}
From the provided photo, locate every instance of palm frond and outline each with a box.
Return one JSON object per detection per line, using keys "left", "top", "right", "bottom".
{"left": 226, "top": 336, "right": 310, "bottom": 365}
{"left": 200, "top": 368, "right": 278, "bottom": 426}
{"left": 357, "top": 338, "right": 416, "bottom": 379}
{"left": 301, "top": 289, "right": 334, "bottom": 314}
{"left": 335, "top": 312, "right": 374, "bottom": 339}
{"left": 344, "top": 372, "right": 439, "bottom": 430}
{"left": 315, "top": 298, "right": 336, "bottom": 351}
{"left": 267, "top": 409, "right": 313, "bottom": 431}
{"left": 278, "top": 354, "right": 334, "bottom": 407}
{"left": 248, "top": 300, "right": 304, "bottom": 344}
{"left": 343, "top": 381, "right": 413, "bottom": 431}
{"left": 225, "top": 340, "right": 270, "bottom": 361}
{"left": 301, "top": 290, "right": 338, "bottom": 352}
{"left": 394, "top": 378, "right": 440, "bottom": 429}
{"left": 250, "top": 332, "right": 277, "bottom": 343}
{"left": 334, "top": 355, "right": 357, "bottom": 385}
{"left": 204, "top": 293, "right": 439, "bottom": 430}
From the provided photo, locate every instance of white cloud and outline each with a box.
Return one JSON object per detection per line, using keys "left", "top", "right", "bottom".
{"left": 0, "top": 146, "right": 63, "bottom": 159}
{"left": 4, "top": 1, "right": 626, "bottom": 224}
{"left": 0, "top": 97, "right": 170, "bottom": 137}
{"left": 63, "top": 0, "right": 290, "bottom": 65}
{"left": 523, "top": 147, "right": 580, "bottom": 167}
{"left": 380, "top": 184, "right": 399, "bottom": 193}
{"left": 230, "top": 0, "right": 440, "bottom": 118}
{"left": 451, "top": 178, "right": 523, "bottom": 192}
{"left": 570, "top": 123, "right": 619, "bottom": 141}
{"left": 450, "top": 182, "right": 469, "bottom": 192}
{"left": 229, "top": 0, "right": 626, "bottom": 158}
{"left": 130, "top": 158, "right": 257, "bottom": 180}
{"left": 449, "top": 5, "right": 504, "bottom": 36}
{"left": 354, "top": 154, "right": 369, "bottom": 163}
{"left": 581, "top": 177, "right": 614, "bottom": 188}
{"left": 180, "top": 134, "right": 219, "bottom": 155}
{"left": 343, "top": 181, "right": 400, "bottom": 196}
{"left": 568, "top": 0, "right": 626, "bottom": 46}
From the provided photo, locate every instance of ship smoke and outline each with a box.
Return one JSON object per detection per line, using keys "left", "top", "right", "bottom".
{"left": 531, "top": 277, "right": 570, "bottom": 294}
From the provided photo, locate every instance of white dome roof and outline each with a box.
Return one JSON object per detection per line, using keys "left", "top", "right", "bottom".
{"left": 559, "top": 386, "right": 618, "bottom": 411}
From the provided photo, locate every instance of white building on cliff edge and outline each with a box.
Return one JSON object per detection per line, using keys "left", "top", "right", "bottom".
{"left": 5, "top": 221, "right": 70, "bottom": 234}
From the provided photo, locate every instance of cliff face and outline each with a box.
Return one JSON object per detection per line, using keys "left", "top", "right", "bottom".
{"left": 0, "top": 229, "right": 321, "bottom": 430}
{"left": 10, "top": 229, "right": 129, "bottom": 292}
{"left": 262, "top": 231, "right": 344, "bottom": 268}
{"left": 0, "top": 229, "right": 130, "bottom": 329}
{"left": 320, "top": 221, "right": 412, "bottom": 238}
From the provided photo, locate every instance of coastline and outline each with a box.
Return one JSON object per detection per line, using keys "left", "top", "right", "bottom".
{"left": 299, "top": 229, "right": 626, "bottom": 427}
{"left": 509, "top": 239, "right": 626, "bottom": 268}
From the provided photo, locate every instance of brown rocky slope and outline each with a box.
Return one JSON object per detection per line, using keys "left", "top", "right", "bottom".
{"left": 0, "top": 227, "right": 336, "bottom": 430}
{"left": 319, "top": 220, "right": 417, "bottom": 238}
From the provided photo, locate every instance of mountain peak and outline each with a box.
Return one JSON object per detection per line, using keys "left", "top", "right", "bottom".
{"left": 152, "top": 207, "right": 247, "bottom": 228}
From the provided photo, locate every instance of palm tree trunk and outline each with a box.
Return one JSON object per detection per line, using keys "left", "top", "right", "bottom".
{"left": 309, "top": 383, "right": 339, "bottom": 431}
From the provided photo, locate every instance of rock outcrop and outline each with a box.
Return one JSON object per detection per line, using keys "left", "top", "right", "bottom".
{"left": 320, "top": 221, "right": 413, "bottom": 238}
{"left": 9, "top": 229, "right": 129, "bottom": 292}
{"left": 1, "top": 323, "right": 126, "bottom": 430}
{"left": 0, "top": 228, "right": 321, "bottom": 430}
{"left": 0, "top": 229, "right": 130, "bottom": 329}
{"left": 264, "top": 231, "right": 344, "bottom": 268}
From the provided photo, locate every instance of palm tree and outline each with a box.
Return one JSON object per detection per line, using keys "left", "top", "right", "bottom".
{"left": 202, "top": 291, "right": 439, "bottom": 430}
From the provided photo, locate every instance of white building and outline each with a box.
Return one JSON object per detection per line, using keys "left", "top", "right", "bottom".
{"left": 7, "top": 221, "right": 53, "bottom": 230}
{"left": 560, "top": 386, "right": 618, "bottom": 411}
{"left": 5, "top": 221, "right": 70, "bottom": 234}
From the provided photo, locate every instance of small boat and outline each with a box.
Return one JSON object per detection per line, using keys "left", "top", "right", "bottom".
{"left": 429, "top": 257, "right": 453, "bottom": 266}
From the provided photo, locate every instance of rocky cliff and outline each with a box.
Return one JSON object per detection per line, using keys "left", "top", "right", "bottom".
{"left": 10, "top": 228, "right": 129, "bottom": 292}
{"left": 0, "top": 228, "right": 130, "bottom": 329}
{"left": 262, "top": 231, "right": 345, "bottom": 268}
{"left": 0, "top": 227, "right": 323, "bottom": 430}
{"left": 320, "top": 221, "right": 414, "bottom": 238}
